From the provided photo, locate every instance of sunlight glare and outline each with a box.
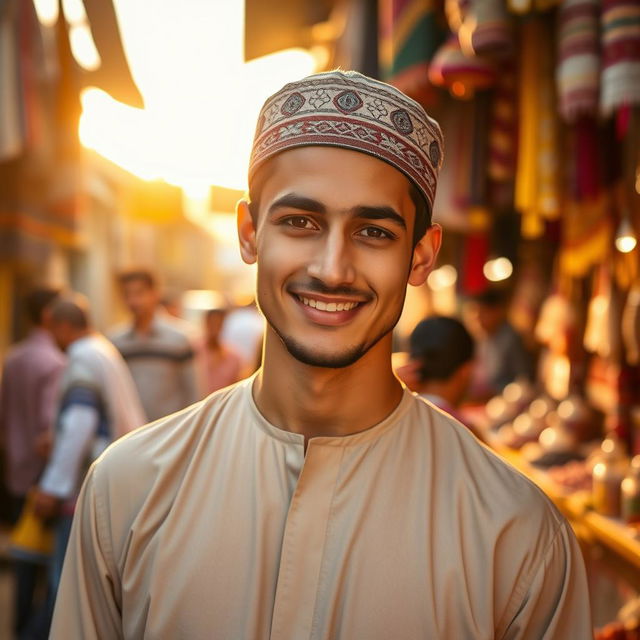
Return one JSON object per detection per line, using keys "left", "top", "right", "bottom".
{"left": 79, "top": 1, "right": 319, "bottom": 194}
{"left": 61, "top": 0, "right": 87, "bottom": 25}
{"left": 33, "top": 0, "right": 59, "bottom": 27}
{"left": 69, "top": 24, "right": 101, "bottom": 71}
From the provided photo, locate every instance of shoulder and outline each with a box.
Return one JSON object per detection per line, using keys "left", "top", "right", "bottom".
{"left": 90, "top": 381, "right": 248, "bottom": 491}
{"left": 83, "top": 382, "right": 250, "bottom": 548}
{"left": 409, "top": 393, "right": 563, "bottom": 533}
{"left": 2, "top": 341, "right": 26, "bottom": 369}
{"left": 107, "top": 323, "right": 132, "bottom": 345}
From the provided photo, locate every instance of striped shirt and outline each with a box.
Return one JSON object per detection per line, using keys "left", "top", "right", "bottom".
{"left": 109, "top": 312, "right": 199, "bottom": 422}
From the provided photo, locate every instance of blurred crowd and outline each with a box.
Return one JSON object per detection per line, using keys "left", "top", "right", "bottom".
{"left": 0, "top": 270, "right": 532, "bottom": 639}
{"left": 0, "top": 268, "right": 265, "bottom": 639}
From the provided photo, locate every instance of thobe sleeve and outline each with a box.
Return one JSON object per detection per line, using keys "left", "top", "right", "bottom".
{"left": 50, "top": 464, "right": 123, "bottom": 639}
{"left": 498, "top": 521, "right": 593, "bottom": 640}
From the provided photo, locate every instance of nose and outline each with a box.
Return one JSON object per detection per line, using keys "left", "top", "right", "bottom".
{"left": 307, "top": 228, "right": 356, "bottom": 287}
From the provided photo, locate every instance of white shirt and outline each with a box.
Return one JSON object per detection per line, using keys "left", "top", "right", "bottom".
{"left": 52, "top": 377, "right": 592, "bottom": 639}
{"left": 40, "top": 334, "right": 145, "bottom": 500}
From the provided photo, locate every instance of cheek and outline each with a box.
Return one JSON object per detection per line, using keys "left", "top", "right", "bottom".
{"left": 257, "top": 234, "right": 307, "bottom": 277}
{"left": 364, "top": 249, "right": 411, "bottom": 298}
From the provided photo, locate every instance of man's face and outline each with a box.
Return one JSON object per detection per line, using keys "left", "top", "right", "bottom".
{"left": 120, "top": 279, "right": 159, "bottom": 319}
{"left": 238, "top": 146, "right": 440, "bottom": 368}
{"left": 467, "top": 302, "right": 504, "bottom": 337}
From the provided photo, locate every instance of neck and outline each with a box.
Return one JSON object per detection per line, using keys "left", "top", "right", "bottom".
{"left": 254, "top": 328, "right": 403, "bottom": 442}
{"left": 134, "top": 311, "right": 155, "bottom": 334}
{"left": 69, "top": 328, "right": 92, "bottom": 348}
{"left": 206, "top": 337, "right": 221, "bottom": 350}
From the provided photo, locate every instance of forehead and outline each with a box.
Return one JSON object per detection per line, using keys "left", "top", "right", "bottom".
{"left": 256, "top": 146, "right": 415, "bottom": 213}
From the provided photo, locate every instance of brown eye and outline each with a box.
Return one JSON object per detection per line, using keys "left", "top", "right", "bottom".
{"left": 286, "top": 217, "right": 313, "bottom": 229}
{"left": 359, "top": 227, "right": 392, "bottom": 239}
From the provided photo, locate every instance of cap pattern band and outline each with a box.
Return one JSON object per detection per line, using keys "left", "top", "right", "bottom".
{"left": 249, "top": 71, "right": 444, "bottom": 210}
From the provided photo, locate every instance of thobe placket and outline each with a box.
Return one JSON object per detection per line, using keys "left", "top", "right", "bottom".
{"left": 270, "top": 441, "right": 344, "bottom": 640}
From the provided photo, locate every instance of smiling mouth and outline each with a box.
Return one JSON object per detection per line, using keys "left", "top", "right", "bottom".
{"left": 295, "top": 295, "right": 361, "bottom": 312}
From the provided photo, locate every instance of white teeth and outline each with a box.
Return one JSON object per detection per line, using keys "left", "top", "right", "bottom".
{"left": 298, "top": 296, "right": 358, "bottom": 312}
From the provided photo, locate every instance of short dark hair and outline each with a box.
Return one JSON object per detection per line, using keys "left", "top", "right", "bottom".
{"left": 409, "top": 316, "right": 475, "bottom": 382}
{"left": 48, "top": 295, "right": 91, "bottom": 330}
{"left": 247, "top": 159, "right": 432, "bottom": 249}
{"left": 25, "top": 287, "right": 61, "bottom": 325}
{"left": 117, "top": 269, "right": 157, "bottom": 290}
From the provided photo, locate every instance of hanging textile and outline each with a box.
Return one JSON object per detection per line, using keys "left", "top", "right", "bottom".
{"left": 333, "top": 0, "right": 379, "bottom": 78}
{"left": 459, "top": 0, "right": 514, "bottom": 58}
{"left": 428, "top": 33, "right": 498, "bottom": 98}
{"left": 431, "top": 96, "right": 479, "bottom": 230}
{"left": 460, "top": 231, "right": 490, "bottom": 294}
{"left": 507, "top": 0, "right": 561, "bottom": 16}
{"left": 556, "top": 0, "right": 601, "bottom": 122}
{"left": 600, "top": 0, "right": 640, "bottom": 116}
{"left": 515, "top": 17, "right": 561, "bottom": 238}
{"left": 622, "top": 283, "right": 640, "bottom": 365}
{"left": 379, "top": 0, "right": 444, "bottom": 105}
{"left": 559, "top": 195, "right": 613, "bottom": 276}
{"left": 487, "top": 63, "right": 518, "bottom": 209}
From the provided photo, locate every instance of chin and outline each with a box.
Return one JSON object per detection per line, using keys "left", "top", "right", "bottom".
{"left": 284, "top": 339, "right": 367, "bottom": 369}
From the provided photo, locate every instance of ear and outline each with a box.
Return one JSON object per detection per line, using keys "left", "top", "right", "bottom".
{"left": 408, "top": 223, "right": 442, "bottom": 287}
{"left": 237, "top": 199, "right": 257, "bottom": 265}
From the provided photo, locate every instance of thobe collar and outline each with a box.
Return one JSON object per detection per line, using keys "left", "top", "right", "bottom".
{"left": 245, "top": 376, "right": 416, "bottom": 448}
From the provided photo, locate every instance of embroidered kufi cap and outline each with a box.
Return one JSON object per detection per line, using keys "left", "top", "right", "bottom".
{"left": 248, "top": 70, "right": 444, "bottom": 211}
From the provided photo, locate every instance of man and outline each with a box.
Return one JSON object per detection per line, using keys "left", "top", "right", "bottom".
{"left": 0, "top": 287, "right": 65, "bottom": 638}
{"left": 198, "top": 307, "right": 243, "bottom": 395}
{"left": 399, "top": 315, "right": 485, "bottom": 441}
{"left": 466, "top": 287, "right": 534, "bottom": 400}
{"left": 110, "top": 269, "right": 199, "bottom": 421}
{"left": 52, "top": 71, "right": 591, "bottom": 638}
{"left": 32, "top": 295, "right": 145, "bottom": 600}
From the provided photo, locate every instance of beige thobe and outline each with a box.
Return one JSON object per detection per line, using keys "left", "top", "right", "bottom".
{"left": 51, "top": 378, "right": 592, "bottom": 639}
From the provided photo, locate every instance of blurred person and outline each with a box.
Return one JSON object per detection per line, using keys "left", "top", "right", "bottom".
{"left": 109, "top": 269, "right": 199, "bottom": 421}
{"left": 31, "top": 294, "right": 145, "bottom": 628}
{"left": 398, "top": 316, "right": 484, "bottom": 441}
{"left": 198, "top": 307, "right": 243, "bottom": 395}
{"left": 220, "top": 298, "right": 264, "bottom": 376}
{"left": 465, "top": 287, "right": 534, "bottom": 400}
{"left": 52, "top": 71, "right": 590, "bottom": 638}
{"left": 0, "top": 287, "right": 65, "bottom": 639}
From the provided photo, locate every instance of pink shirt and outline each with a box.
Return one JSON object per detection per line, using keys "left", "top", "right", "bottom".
{"left": 198, "top": 344, "right": 243, "bottom": 396}
{"left": 0, "top": 329, "right": 66, "bottom": 495}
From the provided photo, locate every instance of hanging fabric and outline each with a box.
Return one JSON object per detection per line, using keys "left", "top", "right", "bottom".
{"left": 379, "top": 0, "right": 444, "bottom": 105}
{"left": 556, "top": 0, "right": 601, "bottom": 122}
{"left": 600, "top": 0, "right": 640, "bottom": 116}
{"left": 515, "top": 17, "right": 561, "bottom": 239}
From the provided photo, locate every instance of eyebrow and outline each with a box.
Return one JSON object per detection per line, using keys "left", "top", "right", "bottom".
{"left": 268, "top": 194, "right": 326, "bottom": 215}
{"left": 351, "top": 205, "right": 407, "bottom": 230}
{"left": 268, "top": 193, "right": 407, "bottom": 229}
